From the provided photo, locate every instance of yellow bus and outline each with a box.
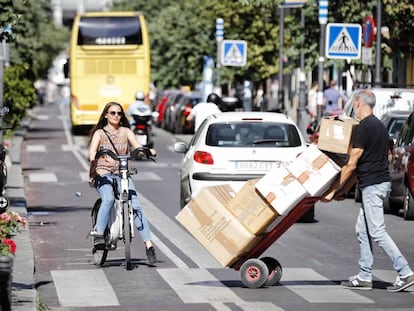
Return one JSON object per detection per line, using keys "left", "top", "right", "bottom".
{"left": 68, "top": 11, "right": 150, "bottom": 133}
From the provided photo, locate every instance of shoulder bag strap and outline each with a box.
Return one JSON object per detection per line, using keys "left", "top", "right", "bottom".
{"left": 103, "top": 130, "right": 119, "bottom": 155}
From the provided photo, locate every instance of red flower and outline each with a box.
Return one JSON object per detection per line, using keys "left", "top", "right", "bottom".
{"left": 0, "top": 238, "right": 16, "bottom": 255}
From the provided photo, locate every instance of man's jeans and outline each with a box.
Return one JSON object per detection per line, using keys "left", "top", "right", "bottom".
{"left": 94, "top": 174, "right": 151, "bottom": 242}
{"left": 357, "top": 182, "right": 412, "bottom": 281}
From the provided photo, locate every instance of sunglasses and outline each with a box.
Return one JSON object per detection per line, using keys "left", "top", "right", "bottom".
{"left": 108, "top": 111, "right": 123, "bottom": 116}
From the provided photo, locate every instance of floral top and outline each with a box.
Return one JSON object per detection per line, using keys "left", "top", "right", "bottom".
{"left": 96, "top": 126, "right": 129, "bottom": 175}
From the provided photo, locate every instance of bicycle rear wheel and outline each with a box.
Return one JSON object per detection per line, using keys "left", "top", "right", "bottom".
{"left": 122, "top": 201, "right": 132, "bottom": 270}
{"left": 91, "top": 199, "right": 108, "bottom": 266}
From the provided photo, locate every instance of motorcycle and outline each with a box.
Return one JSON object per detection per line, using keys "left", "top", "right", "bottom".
{"left": 0, "top": 107, "right": 11, "bottom": 214}
{"left": 130, "top": 105, "right": 154, "bottom": 148}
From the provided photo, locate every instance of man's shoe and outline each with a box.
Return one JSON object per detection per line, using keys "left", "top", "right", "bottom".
{"left": 146, "top": 246, "right": 157, "bottom": 265}
{"left": 341, "top": 275, "right": 373, "bottom": 290}
{"left": 387, "top": 274, "right": 414, "bottom": 292}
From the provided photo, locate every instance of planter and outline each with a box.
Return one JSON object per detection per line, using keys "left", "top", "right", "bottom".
{"left": 0, "top": 255, "right": 13, "bottom": 311}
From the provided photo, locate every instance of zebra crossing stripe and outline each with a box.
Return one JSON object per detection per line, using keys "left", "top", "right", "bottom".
{"left": 28, "top": 172, "right": 57, "bottom": 183}
{"left": 51, "top": 270, "right": 119, "bottom": 307}
{"left": 281, "top": 268, "right": 374, "bottom": 303}
{"left": 26, "top": 144, "right": 46, "bottom": 152}
{"left": 158, "top": 268, "right": 283, "bottom": 310}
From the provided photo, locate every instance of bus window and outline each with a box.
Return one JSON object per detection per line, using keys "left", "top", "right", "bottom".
{"left": 78, "top": 17, "right": 142, "bottom": 46}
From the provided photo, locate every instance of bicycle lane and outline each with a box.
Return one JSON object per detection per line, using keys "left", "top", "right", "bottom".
{"left": 20, "top": 104, "right": 208, "bottom": 310}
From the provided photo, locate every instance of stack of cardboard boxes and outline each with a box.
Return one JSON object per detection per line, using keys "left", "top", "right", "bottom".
{"left": 176, "top": 116, "right": 359, "bottom": 267}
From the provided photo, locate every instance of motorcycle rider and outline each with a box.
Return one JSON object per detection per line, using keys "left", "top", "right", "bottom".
{"left": 128, "top": 91, "right": 151, "bottom": 127}
{"left": 186, "top": 93, "right": 222, "bottom": 132}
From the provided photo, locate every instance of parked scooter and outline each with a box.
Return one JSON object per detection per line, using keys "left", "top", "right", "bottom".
{"left": 0, "top": 107, "right": 11, "bottom": 214}
{"left": 129, "top": 91, "right": 154, "bottom": 148}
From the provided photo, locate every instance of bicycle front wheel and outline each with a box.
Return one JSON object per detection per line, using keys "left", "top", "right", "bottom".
{"left": 91, "top": 199, "right": 108, "bottom": 266}
{"left": 122, "top": 201, "right": 132, "bottom": 270}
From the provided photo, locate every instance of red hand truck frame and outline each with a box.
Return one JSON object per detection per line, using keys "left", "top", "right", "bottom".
{"left": 229, "top": 196, "right": 320, "bottom": 288}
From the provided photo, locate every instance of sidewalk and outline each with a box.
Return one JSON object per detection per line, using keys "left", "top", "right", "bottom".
{"left": 4, "top": 117, "right": 37, "bottom": 311}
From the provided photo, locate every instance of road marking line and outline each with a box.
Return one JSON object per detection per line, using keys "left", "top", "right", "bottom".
{"left": 79, "top": 172, "right": 89, "bottom": 182}
{"left": 281, "top": 268, "right": 374, "bottom": 303}
{"left": 139, "top": 194, "right": 222, "bottom": 268}
{"left": 51, "top": 270, "right": 119, "bottom": 307}
{"left": 28, "top": 173, "right": 57, "bottom": 183}
{"left": 61, "top": 144, "right": 74, "bottom": 151}
{"left": 159, "top": 268, "right": 280, "bottom": 310}
{"left": 132, "top": 172, "right": 162, "bottom": 181}
{"left": 26, "top": 144, "right": 46, "bottom": 152}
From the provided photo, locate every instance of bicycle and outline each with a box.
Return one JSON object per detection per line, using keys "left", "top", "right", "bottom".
{"left": 90, "top": 146, "right": 155, "bottom": 270}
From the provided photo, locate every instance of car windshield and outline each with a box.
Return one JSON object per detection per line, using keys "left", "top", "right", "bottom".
{"left": 205, "top": 122, "right": 302, "bottom": 147}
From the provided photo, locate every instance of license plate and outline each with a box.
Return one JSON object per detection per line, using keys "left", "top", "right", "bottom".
{"left": 234, "top": 161, "right": 281, "bottom": 171}
{"left": 136, "top": 134, "right": 147, "bottom": 146}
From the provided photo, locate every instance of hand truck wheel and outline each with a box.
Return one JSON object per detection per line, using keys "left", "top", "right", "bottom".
{"left": 240, "top": 258, "right": 269, "bottom": 288}
{"left": 261, "top": 257, "right": 283, "bottom": 286}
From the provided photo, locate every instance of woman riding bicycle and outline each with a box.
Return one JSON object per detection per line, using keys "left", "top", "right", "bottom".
{"left": 88, "top": 101, "right": 157, "bottom": 265}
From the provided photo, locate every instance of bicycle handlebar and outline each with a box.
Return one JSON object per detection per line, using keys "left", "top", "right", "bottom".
{"left": 95, "top": 147, "right": 156, "bottom": 162}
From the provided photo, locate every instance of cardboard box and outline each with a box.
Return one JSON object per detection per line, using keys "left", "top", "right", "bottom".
{"left": 255, "top": 166, "right": 308, "bottom": 215}
{"left": 175, "top": 184, "right": 259, "bottom": 267}
{"left": 226, "top": 179, "right": 280, "bottom": 234}
{"left": 287, "top": 144, "right": 340, "bottom": 196}
{"left": 317, "top": 116, "right": 359, "bottom": 154}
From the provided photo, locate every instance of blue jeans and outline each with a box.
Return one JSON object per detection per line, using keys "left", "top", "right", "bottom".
{"left": 94, "top": 174, "right": 151, "bottom": 242}
{"left": 357, "top": 182, "right": 412, "bottom": 281}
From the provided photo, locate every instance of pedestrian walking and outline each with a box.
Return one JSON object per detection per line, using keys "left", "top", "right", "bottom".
{"left": 323, "top": 80, "right": 343, "bottom": 115}
{"left": 327, "top": 90, "right": 414, "bottom": 292}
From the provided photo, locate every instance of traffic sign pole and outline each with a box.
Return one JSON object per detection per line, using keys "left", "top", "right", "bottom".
{"left": 216, "top": 18, "right": 224, "bottom": 95}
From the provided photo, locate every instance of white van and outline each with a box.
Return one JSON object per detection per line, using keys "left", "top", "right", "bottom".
{"left": 343, "top": 88, "right": 414, "bottom": 119}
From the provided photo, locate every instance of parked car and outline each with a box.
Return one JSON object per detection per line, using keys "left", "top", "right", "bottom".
{"left": 171, "top": 91, "right": 203, "bottom": 134}
{"left": 174, "top": 111, "right": 315, "bottom": 222}
{"left": 163, "top": 91, "right": 185, "bottom": 132}
{"left": 153, "top": 90, "right": 172, "bottom": 127}
{"left": 385, "top": 111, "right": 414, "bottom": 220}
{"left": 380, "top": 110, "right": 411, "bottom": 144}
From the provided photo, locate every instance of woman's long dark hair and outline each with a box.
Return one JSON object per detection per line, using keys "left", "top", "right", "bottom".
{"left": 88, "top": 102, "right": 130, "bottom": 145}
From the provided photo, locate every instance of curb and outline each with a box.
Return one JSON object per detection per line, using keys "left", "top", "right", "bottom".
{"left": 5, "top": 117, "right": 37, "bottom": 311}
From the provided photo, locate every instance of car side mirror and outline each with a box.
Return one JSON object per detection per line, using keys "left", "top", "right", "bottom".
{"left": 174, "top": 142, "right": 188, "bottom": 153}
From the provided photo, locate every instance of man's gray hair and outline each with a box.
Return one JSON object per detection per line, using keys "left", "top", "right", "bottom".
{"left": 354, "top": 90, "right": 376, "bottom": 108}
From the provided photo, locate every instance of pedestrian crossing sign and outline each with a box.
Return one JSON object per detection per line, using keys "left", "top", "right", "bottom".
{"left": 326, "top": 23, "right": 362, "bottom": 60}
{"left": 221, "top": 40, "right": 247, "bottom": 67}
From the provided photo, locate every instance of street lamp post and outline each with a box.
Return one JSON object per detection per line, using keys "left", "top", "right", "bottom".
{"left": 317, "top": 0, "right": 328, "bottom": 123}
{"left": 278, "top": 6, "right": 284, "bottom": 112}
{"left": 374, "top": 0, "right": 382, "bottom": 86}
{"left": 297, "top": 8, "right": 308, "bottom": 138}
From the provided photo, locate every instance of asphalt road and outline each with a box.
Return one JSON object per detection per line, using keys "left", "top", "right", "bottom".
{"left": 21, "top": 103, "right": 414, "bottom": 311}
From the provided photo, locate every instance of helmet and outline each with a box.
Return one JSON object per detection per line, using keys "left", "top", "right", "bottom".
{"left": 206, "top": 93, "right": 221, "bottom": 105}
{"left": 135, "top": 90, "right": 145, "bottom": 101}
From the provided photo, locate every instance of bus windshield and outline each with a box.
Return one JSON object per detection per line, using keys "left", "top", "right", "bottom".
{"left": 78, "top": 16, "right": 142, "bottom": 46}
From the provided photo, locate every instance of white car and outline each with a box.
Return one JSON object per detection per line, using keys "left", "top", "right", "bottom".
{"left": 174, "top": 111, "right": 314, "bottom": 220}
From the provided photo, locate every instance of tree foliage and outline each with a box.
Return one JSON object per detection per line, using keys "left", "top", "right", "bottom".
{"left": 113, "top": 0, "right": 413, "bottom": 88}
{"left": 0, "top": 0, "right": 69, "bottom": 127}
